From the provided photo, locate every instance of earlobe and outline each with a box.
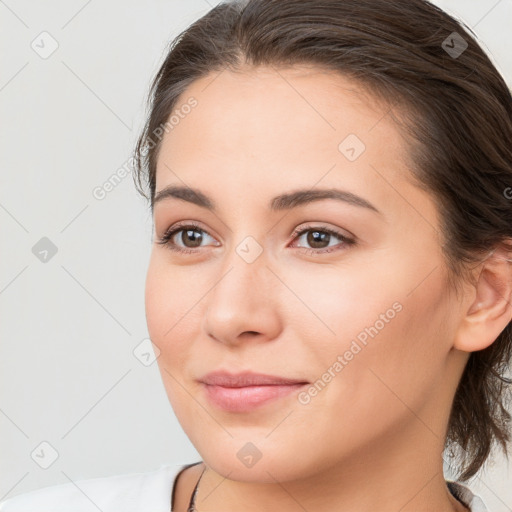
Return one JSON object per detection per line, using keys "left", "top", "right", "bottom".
{"left": 453, "top": 245, "right": 512, "bottom": 353}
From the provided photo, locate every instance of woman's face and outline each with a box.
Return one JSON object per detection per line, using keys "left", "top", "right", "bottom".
{"left": 145, "top": 65, "right": 467, "bottom": 482}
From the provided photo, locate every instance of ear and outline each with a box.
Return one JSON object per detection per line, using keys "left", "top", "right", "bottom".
{"left": 453, "top": 245, "right": 512, "bottom": 352}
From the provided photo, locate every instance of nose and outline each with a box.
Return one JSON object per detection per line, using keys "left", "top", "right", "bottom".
{"left": 202, "top": 246, "right": 282, "bottom": 347}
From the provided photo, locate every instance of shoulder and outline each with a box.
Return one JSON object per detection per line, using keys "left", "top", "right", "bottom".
{"left": 0, "top": 464, "right": 183, "bottom": 512}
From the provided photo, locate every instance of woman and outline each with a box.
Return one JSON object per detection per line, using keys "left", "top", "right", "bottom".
{"left": 2, "top": 0, "right": 511, "bottom": 510}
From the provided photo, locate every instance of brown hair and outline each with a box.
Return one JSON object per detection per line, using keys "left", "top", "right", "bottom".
{"left": 132, "top": 0, "right": 512, "bottom": 480}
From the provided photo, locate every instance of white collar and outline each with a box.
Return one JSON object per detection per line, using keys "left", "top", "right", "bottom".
{"left": 447, "top": 481, "right": 488, "bottom": 511}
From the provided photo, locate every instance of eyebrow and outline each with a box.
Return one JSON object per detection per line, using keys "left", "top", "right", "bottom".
{"left": 153, "top": 185, "right": 381, "bottom": 215}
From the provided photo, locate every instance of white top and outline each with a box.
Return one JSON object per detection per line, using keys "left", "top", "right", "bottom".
{"left": 0, "top": 463, "right": 488, "bottom": 511}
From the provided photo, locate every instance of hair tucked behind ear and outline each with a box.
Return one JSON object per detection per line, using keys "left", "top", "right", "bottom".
{"left": 132, "top": 0, "right": 512, "bottom": 480}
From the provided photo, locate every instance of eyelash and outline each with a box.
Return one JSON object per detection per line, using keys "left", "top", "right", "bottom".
{"left": 156, "top": 221, "right": 356, "bottom": 256}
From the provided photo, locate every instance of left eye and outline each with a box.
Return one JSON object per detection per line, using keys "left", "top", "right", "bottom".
{"left": 289, "top": 226, "right": 356, "bottom": 254}
{"left": 157, "top": 223, "right": 356, "bottom": 255}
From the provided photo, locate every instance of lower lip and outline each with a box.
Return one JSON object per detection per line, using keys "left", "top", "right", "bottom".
{"left": 202, "top": 383, "right": 307, "bottom": 412}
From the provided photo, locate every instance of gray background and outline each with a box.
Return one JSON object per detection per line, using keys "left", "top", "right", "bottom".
{"left": 1, "top": 0, "right": 511, "bottom": 509}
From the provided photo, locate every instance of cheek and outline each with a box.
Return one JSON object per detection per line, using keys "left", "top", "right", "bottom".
{"left": 328, "top": 268, "right": 454, "bottom": 426}
{"left": 294, "top": 256, "right": 453, "bottom": 414}
{"left": 283, "top": 261, "right": 401, "bottom": 357}
{"left": 145, "top": 259, "right": 195, "bottom": 415}
{"left": 144, "top": 259, "right": 169, "bottom": 344}
{"left": 145, "top": 255, "right": 191, "bottom": 360}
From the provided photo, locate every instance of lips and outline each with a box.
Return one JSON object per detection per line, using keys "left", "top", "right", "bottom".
{"left": 199, "top": 370, "right": 309, "bottom": 412}
{"left": 199, "top": 370, "right": 309, "bottom": 387}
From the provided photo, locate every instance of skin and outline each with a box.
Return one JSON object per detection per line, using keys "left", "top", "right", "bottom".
{"left": 145, "top": 65, "right": 512, "bottom": 512}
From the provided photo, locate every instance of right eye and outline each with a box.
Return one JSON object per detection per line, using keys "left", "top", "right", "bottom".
{"left": 157, "top": 222, "right": 219, "bottom": 254}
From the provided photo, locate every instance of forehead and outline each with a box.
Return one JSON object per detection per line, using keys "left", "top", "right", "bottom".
{"left": 155, "top": 65, "right": 420, "bottom": 215}
{"left": 159, "top": 65, "right": 402, "bottom": 158}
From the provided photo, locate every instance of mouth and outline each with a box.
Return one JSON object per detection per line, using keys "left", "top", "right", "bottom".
{"left": 199, "top": 371, "right": 309, "bottom": 412}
